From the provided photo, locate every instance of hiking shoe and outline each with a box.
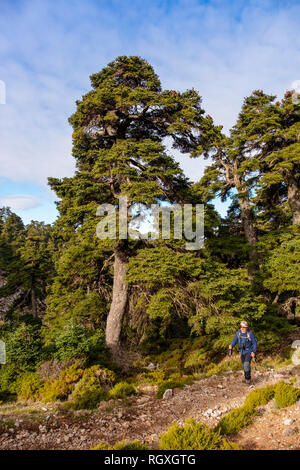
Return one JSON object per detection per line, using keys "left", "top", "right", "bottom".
{"left": 244, "top": 379, "right": 251, "bottom": 385}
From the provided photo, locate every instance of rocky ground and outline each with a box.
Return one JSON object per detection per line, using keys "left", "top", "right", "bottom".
{"left": 0, "top": 363, "right": 300, "bottom": 450}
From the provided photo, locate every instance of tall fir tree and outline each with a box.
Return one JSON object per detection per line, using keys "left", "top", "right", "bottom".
{"left": 47, "top": 56, "right": 217, "bottom": 357}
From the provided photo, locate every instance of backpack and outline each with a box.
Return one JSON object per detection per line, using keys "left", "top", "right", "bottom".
{"left": 237, "top": 330, "right": 252, "bottom": 349}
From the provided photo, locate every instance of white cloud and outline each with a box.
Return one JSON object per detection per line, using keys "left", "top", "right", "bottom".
{"left": 0, "top": 195, "right": 41, "bottom": 210}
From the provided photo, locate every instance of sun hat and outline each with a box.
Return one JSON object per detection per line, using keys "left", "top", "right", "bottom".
{"left": 240, "top": 321, "right": 248, "bottom": 328}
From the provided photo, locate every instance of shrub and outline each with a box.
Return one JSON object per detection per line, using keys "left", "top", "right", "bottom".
{"left": 59, "top": 362, "right": 84, "bottom": 384}
{"left": 91, "top": 440, "right": 148, "bottom": 450}
{"left": 0, "top": 364, "right": 20, "bottom": 393}
{"left": 216, "top": 382, "right": 300, "bottom": 436}
{"left": 244, "top": 385, "right": 275, "bottom": 408}
{"left": 142, "top": 369, "right": 166, "bottom": 384}
{"left": 52, "top": 324, "right": 106, "bottom": 363}
{"left": 274, "top": 382, "right": 300, "bottom": 408}
{"left": 113, "top": 441, "right": 148, "bottom": 450}
{"left": 82, "top": 365, "right": 115, "bottom": 388}
{"left": 184, "top": 350, "right": 208, "bottom": 370}
{"left": 253, "top": 315, "right": 295, "bottom": 352}
{"left": 0, "top": 322, "right": 45, "bottom": 395}
{"left": 109, "top": 382, "right": 136, "bottom": 399}
{"left": 40, "top": 378, "right": 72, "bottom": 402}
{"left": 16, "top": 372, "right": 43, "bottom": 401}
{"left": 216, "top": 403, "right": 256, "bottom": 435}
{"left": 159, "top": 418, "right": 242, "bottom": 450}
{"left": 68, "top": 375, "right": 108, "bottom": 410}
{"left": 4, "top": 323, "right": 44, "bottom": 370}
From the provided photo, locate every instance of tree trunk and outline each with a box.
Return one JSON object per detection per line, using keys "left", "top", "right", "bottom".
{"left": 31, "top": 286, "right": 37, "bottom": 318}
{"left": 238, "top": 197, "right": 257, "bottom": 246}
{"left": 285, "top": 173, "right": 300, "bottom": 225}
{"left": 238, "top": 196, "right": 258, "bottom": 277}
{"left": 232, "top": 166, "right": 257, "bottom": 246}
{"left": 105, "top": 241, "right": 129, "bottom": 358}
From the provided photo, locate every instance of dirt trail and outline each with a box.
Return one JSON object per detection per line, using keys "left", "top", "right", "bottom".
{"left": 0, "top": 363, "right": 299, "bottom": 450}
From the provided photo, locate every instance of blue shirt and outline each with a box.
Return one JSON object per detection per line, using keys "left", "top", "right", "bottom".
{"left": 231, "top": 330, "right": 257, "bottom": 355}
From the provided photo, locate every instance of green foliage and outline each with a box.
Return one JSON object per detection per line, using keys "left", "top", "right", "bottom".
{"left": 91, "top": 440, "right": 148, "bottom": 450}
{"left": 0, "top": 364, "right": 20, "bottom": 394}
{"left": 253, "top": 315, "right": 296, "bottom": 351}
{"left": 83, "top": 365, "right": 116, "bottom": 387}
{"left": 159, "top": 418, "right": 242, "bottom": 450}
{"left": 216, "top": 403, "right": 256, "bottom": 435}
{"left": 40, "top": 377, "right": 72, "bottom": 402}
{"left": 183, "top": 350, "right": 208, "bottom": 370}
{"left": 39, "top": 362, "right": 115, "bottom": 406}
{"left": 0, "top": 322, "right": 45, "bottom": 396}
{"left": 262, "top": 232, "right": 300, "bottom": 295}
{"left": 15, "top": 372, "right": 43, "bottom": 401}
{"left": 109, "top": 381, "right": 136, "bottom": 399}
{"left": 60, "top": 364, "right": 115, "bottom": 409}
{"left": 274, "top": 382, "right": 300, "bottom": 408}
{"left": 244, "top": 385, "right": 275, "bottom": 408}
{"left": 51, "top": 324, "right": 106, "bottom": 363}
{"left": 2, "top": 322, "right": 44, "bottom": 370}
{"left": 59, "top": 362, "right": 84, "bottom": 384}
{"left": 216, "top": 382, "right": 300, "bottom": 436}
{"left": 68, "top": 375, "right": 108, "bottom": 410}
{"left": 0, "top": 211, "right": 54, "bottom": 318}
{"left": 127, "top": 247, "right": 203, "bottom": 289}
{"left": 113, "top": 440, "right": 148, "bottom": 450}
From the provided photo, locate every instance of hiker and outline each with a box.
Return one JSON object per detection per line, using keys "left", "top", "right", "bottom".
{"left": 229, "top": 321, "right": 257, "bottom": 384}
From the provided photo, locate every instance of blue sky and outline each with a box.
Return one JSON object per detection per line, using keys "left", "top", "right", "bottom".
{"left": 0, "top": 0, "right": 300, "bottom": 224}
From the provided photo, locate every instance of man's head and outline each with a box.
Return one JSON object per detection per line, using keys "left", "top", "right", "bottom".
{"left": 240, "top": 321, "right": 248, "bottom": 331}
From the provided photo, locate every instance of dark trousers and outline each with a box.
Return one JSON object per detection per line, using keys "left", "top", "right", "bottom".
{"left": 241, "top": 352, "right": 252, "bottom": 380}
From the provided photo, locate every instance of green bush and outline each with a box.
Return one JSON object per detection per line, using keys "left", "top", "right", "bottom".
{"left": 244, "top": 385, "right": 275, "bottom": 408}
{"left": 253, "top": 315, "right": 296, "bottom": 352}
{"left": 109, "top": 382, "right": 136, "bottom": 399}
{"left": 15, "top": 372, "right": 43, "bottom": 401}
{"left": 216, "top": 382, "right": 300, "bottom": 436}
{"left": 91, "top": 440, "right": 148, "bottom": 450}
{"left": 184, "top": 350, "right": 207, "bottom": 370}
{"left": 82, "top": 365, "right": 116, "bottom": 387}
{"left": 274, "top": 382, "right": 300, "bottom": 408}
{"left": 216, "top": 403, "right": 256, "bottom": 435}
{"left": 2, "top": 322, "right": 44, "bottom": 371}
{"left": 68, "top": 375, "right": 108, "bottom": 410}
{"left": 0, "top": 322, "right": 45, "bottom": 396}
{"left": 59, "top": 362, "right": 84, "bottom": 384}
{"left": 52, "top": 324, "right": 106, "bottom": 363}
{"left": 0, "top": 364, "right": 20, "bottom": 393}
{"left": 39, "top": 361, "right": 86, "bottom": 402}
{"left": 159, "top": 418, "right": 242, "bottom": 450}
{"left": 140, "top": 368, "right": 166, "bottom": 385}
{"left": 40, "top": 377, "right": 72, "bottom": 402}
